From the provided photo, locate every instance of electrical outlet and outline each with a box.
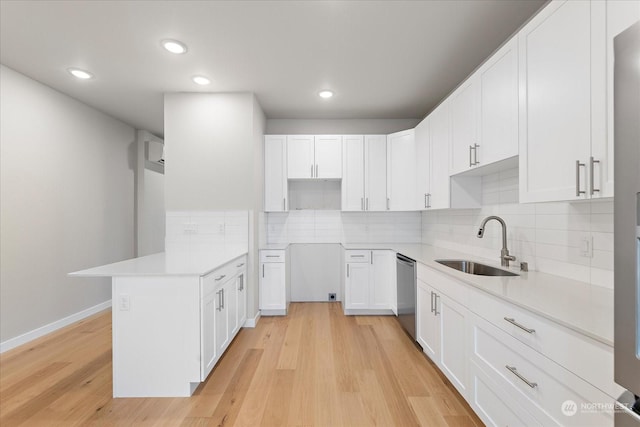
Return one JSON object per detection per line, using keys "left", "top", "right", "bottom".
{"left": 183, "top": 222, "right": 198, "bottom": 234}
{"left": 580, "top": 236, "right": 593, "bottom": 258}
{"left": 328, "top": 293, "right": 336, "bottom": 301}
{"left": 119, "top": 295, "right": 130, "bottom": 311}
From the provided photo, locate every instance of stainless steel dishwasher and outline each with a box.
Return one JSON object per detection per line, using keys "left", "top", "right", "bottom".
{"left": 396, "top": 253, "right": 417, "bottom": 341}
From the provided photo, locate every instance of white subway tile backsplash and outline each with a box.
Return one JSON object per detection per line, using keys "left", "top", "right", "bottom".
{"left": 422, "top": 167, "right": 614, "bottom": 288}
{"left": 165, "top": 210, "right": 249, "bottom": 254}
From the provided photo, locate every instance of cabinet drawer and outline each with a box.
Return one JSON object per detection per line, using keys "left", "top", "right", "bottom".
{"left": 470, "top": 313, "right": 614, "bottom": 426}
{"left": 467, "top": 287, "right": 617, "bottom": 397}
{"left": 417, "top": 264, "right": 468, "bottom": 306}
{"left": 260, "top": 250, "right": 285, "bottom": 263}
{"left": 345, "top": 250, "right": 371, "bottom": 263}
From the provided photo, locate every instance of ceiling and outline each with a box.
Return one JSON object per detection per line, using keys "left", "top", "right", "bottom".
{"left": 0, "top": 0, "right": 546, "bottom": 137}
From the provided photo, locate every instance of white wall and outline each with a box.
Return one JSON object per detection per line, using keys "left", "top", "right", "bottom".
{"left": 422, "top": 168, "right": 614, "bottom": 288}
{"left": 265, "top": 118, "right": 420, "bottom": 135}
{"left": 0, "top": 65, "right": 135, "bottom": 345}
{"left": 164, "top": 92, "right": 265, "bottom": 319}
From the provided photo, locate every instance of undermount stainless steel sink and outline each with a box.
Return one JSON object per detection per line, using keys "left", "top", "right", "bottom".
{"left": 435, "top": 259, "right": 519, "bottom": 277}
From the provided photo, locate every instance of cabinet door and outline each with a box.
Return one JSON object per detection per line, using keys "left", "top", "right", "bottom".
{"left": 364, "top": 135, "right": 388, "bottom": 211}
{"left": 429, "top": 103, "right": 451, "bottom": 209}
{"left": 479, "top": 38, "right": 519, "bottom": 166}
{"left": 341, "top": 135, "right": 365, "bottom": 211}
{"left": 438, "top": 293, "right": 468, "bottom": 398}
{"left": 287, "top": 135, "right": 314, "bottom": 179}
{"left": 415, "top": 117, "right": 431, "bottom": 210}
{"left": 214, "top": 286, "right": 229, "bottom": 358}
{"left": 264, "top": 135, "right": 288, "bottom": 212}
{"left": 417, "top": 280, "right": 440, "bottom": 363}
{"left": 449, "top": 79, "right": 480, "bottom": 175}
{"left": 226, "top": 279, "right": 238, "bottom": 337}
{"left": 519, "top": 0, "right": 593, "bottom": 202}
{"left": 260, "top": 262, "right": 286, "bottom": 310}
{"left": 345, "top": 262, "right": 370, "bottom": 309}
{"left": 387, "top": 129, "right": 416, "bottom": 211}
{"left": 236, "top": 272, "right": 247, "bottom": 329}
{"left": 314, "top": 135, "right": 342, "bottom": 179}
{"left": 603, "top": 1, "right": 640, "bottom": 198}
{"left": 370, "top": 251, "right": 393, "bottom": 310}
{"left": 201, "top": 288, "right": 217, "bottom": 379}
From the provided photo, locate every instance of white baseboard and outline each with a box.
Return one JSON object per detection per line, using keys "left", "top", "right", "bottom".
{"left": 0, "top": 300, "right": 112, "bottom": 354}
{"left": 243, "top": 311, "right": 261, "bottom": 328}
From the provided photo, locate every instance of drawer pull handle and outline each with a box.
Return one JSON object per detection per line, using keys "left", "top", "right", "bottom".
{"left": 506, "top": 365, "right": 538, "bottom": 388}
{"left": 504, "top": 317, "right": 535, "bottom": 334}
{"left": 236, "top": 263, "right": 245, "bottom": 267}
{"left": 215, "top": 275, "right": 226, "bottom": 281}
{"left": 265, "top": 255, "right": 280, "bottom": 258}
{"left": 351, "top": 255, "right": 365, "bottom": 258}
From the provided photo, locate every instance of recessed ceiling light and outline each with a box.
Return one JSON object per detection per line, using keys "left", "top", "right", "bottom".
{"left": 162, "top": 39, "right": 188, "bottom": 54}
{"left": 318, "top": 90, "right": 334, "bottom": 99}
{"left": 67, "top": 68, "right": 94, "bottom": 80}
{"left": 192, "top": 75, "right": 211, "bottom": 85}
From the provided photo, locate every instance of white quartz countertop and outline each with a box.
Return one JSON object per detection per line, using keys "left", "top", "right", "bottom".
{"left": 69, "top": 249, "right": 248, "bottom": 277}
{"left": 271, "top": 243, "right": 614, "bottom": 346}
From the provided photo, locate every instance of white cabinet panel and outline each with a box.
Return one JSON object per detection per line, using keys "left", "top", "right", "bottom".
{"left": 287, "top": 135, "right": 314, "bottom": 179}
{"left": 417, "top": 280, "right": 440, "bottom": 362}
{"left": 345, "top": 262, "right": 369, "bottom": 310}
{"left": 260, "top": 262, "right": 286, "bottom": 311}
{"left": 214, "top": 284, "right": 229, "bottom": 358}
{"left": 342, "top": 135, "right": 365, "bottom": 211}
{"left": 439, "top": 293, "right": 468, "bottom": 398}
{"left": 449, "top": 79, "right": 480, "bottom": 175}
{"left": 370, "top": 250, "right": 394, "bottom": 310}
{"left": 519, "top": 0, "right": 603, "bottom": 202}
{"left": 201, "top": 283, "right": 217, "bottom": 380}
{"left": 264, "top": 135, "right": 288, "bottom": 212}
{"left": 429, "top": 103, "right": 451, "bottom": 209}
{"left": 364, "top": 135, "right": 388, "bottom": 211}
{"left": 387, "top": 129, "right": 416, "bottom": 211}
{"left": 479, "top": 37, "right": 519, "bottom": 166}
{"left": 315, "top": 135, "right": 342, "bottom": 179}
{"left": 236, "top": 271, "right": 246, "bottom": 330}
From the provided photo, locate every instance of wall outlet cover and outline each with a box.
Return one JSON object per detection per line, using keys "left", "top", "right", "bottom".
{"left": 328, "top": 293, "right": 336, "bottom": 301}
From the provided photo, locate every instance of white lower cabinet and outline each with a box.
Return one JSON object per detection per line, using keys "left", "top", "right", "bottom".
{"left": 343, "top": 250, "right": 395, "bottom": 314}
{"left": 200, "top": 255, "right": 247, "bottom": 382}
{"left": 259, "top": 249, "right": 290, "bottom": 315}
{"left": 416, "top": 274, "right": 468, "bottom": 398}
{"left": 417, "top": 263, "right": 616, "bottom": 427}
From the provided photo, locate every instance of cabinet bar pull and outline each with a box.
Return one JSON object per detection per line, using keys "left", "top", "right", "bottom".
{"left": 503, "top": 317, "right": 535, "bottom": 334}
{"left": 576, "top": 160, "right": 586, "bottom": 196}
{"left": 351, "top": 255, "right": 365, "bottom": 257}
{"left": 347, "top": 264, "right": 350, "bottom": 277}
{"left": 215, "top": 275, "right": 226, "bottom": 281}
{"left": 217, "top": 290, "right": 222, "bottom": 311}
{"left": 221, "top": 288, "right": 225, "bottom": 309}
{"left": 424, "top": 193, "right": 428, "bottom": 208}
{"left": 590, "top": 156, "right": 600, "bottom": 195}
{"left": 283, "top": 198, "right": 286, "bottom": 211}
{"left": 311, "top": 164, "right": 314, "bottom": 178}
{"left": 427, "top": 193, "right": 431, "bottom": 208}
{"left": 361, "top": 198, "right": 364, "bottom": 211}
{"left": 386, "top": 198, "right": 390, "bottom": 210}
{"left": 262, "top": 264, "right": 265, "bottom": 277}
{"left": 371, "top": 251, "right": 373, "bottom": 264}
{"left": 265, "top": 255, "right": 280, "bottom": 258}
{"left": 469, "top": 146, "right": 473, "bottom": 167}
{"left": 236, "top": 263, "right": 245, "bottom": 267}
{"left": 434, "top": 294, "right": 440, "bottom": 315}
{"left": 315, "top": 164, "right": 318, "bottom": 177}
{"left": 505, "top": 365, "right": 538, "bottom": 388}
{"left": 430, "top": 291, "right": 435, "bottom": 313}
{"left": 473, "top": 144, "right": 480, "bottom": 165}
{"left": 366, "top": 198, "right": 369, "bottom": 211}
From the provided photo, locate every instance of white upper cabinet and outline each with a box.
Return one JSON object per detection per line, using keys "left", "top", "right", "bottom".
{"left": 341, "top": 135, "right": 366, "bottom": 211}
{"left": 519, "top": 0, "right": 606, "bottom": 203}
{"left": 604, "top": 1, "right": 640, "bottom": 198}
{"left": 364, "top": 135, "right": 388, "bottom": 211}
{"left": 387, "top": 129, "right": 416, "bottom": 211}
{"left": 264, "top": 135, "right": 288, "bottom": 212}
{"left": 478, "top": 37, "right": 519, "bottom": 166}
{"left": 342, "top": 135, "right": 387, "bottom": 211}
{"left": 429, "top": 103, "right": 451, "bottom": 210}
{"left": 449, "top": 79, "right": 480, "bottom": 175}
{"left": 288, "top": 135, "right": 342, "bottom": 180}
{"left": 314, "top": 135, "right": 343, "bottom": 179}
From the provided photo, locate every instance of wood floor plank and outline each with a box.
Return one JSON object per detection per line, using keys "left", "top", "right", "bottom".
{"left": 0, "top": 303, "right": 484, "bottom": 427}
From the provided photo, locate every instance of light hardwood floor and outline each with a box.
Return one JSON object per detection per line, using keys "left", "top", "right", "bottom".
{"left": 0, "top": 303, "right": 483, "bottom": 426}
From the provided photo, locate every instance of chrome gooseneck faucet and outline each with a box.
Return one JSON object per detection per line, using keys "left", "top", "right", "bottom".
{"left": 477, "top": 216, "right": 516, "bottom": 267}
